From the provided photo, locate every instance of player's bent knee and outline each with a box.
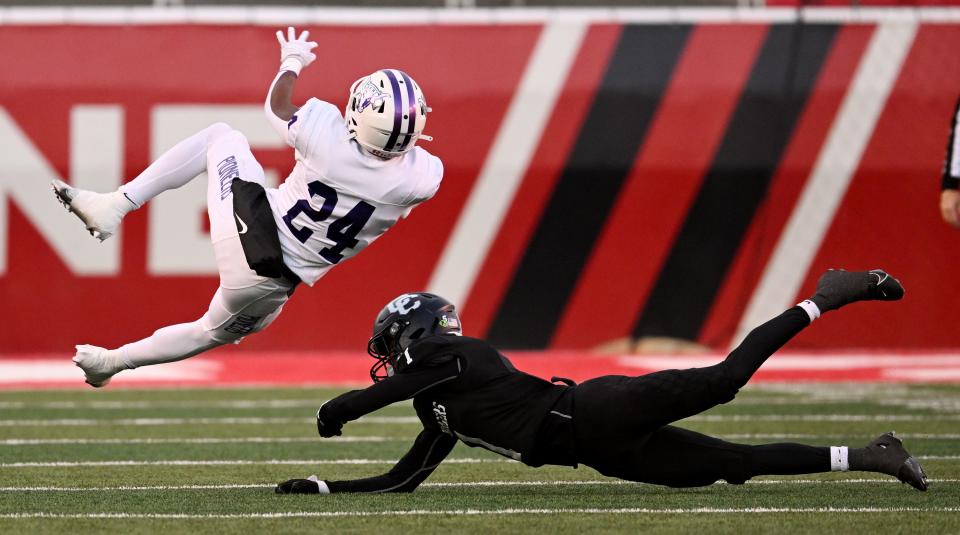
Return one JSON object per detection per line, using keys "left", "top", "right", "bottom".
{"left": 209, "top": 129, "right": 250, "bottom": 152}
{"left": 204, "top": 122, "right": 233, "bottom": 143}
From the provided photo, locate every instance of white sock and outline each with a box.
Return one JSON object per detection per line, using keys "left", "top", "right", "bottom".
{"left": 830, "top": 446, "right": 849, "bottom": 471}
{"left": 117, "top": 320, "right": 222, "bottom": 369}
{"left": 119, "top": 123, "right": 231, "bottom": 207}
{"left": 308, "top": 475, "right": 331, "bottom": 494}
{"left": 797, "top": 300, "right": 821, "bottom": 323}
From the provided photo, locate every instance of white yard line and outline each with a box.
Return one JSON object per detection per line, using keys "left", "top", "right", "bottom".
{"left": 0, "top": 416, "right": 419, "bottom": 427}
{"left": 687, "top": 414, "right": 960, "bottom": 422}
{"left": 0, "top": 399, "right": 414, "bottom": 410}
{"left": 0, "top": 478, "right": 960, "bottom": 492}
{"left": 1, "top": 507, "right": 958, "bottom": 519}
{"left": 0, "top": 455, "right": 955, "bottom": 469}
{"left": 0, "top": 413, "right": 956, "bottom": 427}
{"left": 0, "top": 436, "right": 395, "bottom": 446}
{"left": 0, "top": 400, "right": 320, "bottom": 410}
{"left": 3, "top": 433, "right": 960, "bottom": 446}
{"left": 1, "top": 478, "right": 956, "bottom": 492}
{"left": 0, "top": 458, "right": 504, "bottom": 468}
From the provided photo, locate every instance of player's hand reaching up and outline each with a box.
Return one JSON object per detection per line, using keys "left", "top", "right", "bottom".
{"left": 276, "top": 26, "right": 317, "bottom": 74}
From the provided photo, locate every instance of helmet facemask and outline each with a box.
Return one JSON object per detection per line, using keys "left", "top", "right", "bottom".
{"left": 367, "top": 319, "right": 408, "bottom": 383}
{"left": 365, "top": 293, "right": 461, "bottom": 383}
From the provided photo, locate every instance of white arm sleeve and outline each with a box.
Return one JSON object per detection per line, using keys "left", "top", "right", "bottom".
{"left": 265, "top": 71, "right": 293, "bottom": 144}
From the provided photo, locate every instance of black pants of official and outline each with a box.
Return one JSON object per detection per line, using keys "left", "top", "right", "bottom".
{"left": 573, "top": 306, "right": 830, "bottom": 487}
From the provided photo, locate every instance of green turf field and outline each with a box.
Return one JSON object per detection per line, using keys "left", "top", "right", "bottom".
{"left": 0, "top": 383, "right": 957, "bottom": 534}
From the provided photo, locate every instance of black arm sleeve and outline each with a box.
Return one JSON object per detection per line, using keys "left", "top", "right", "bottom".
{"left": 325, "top": 428, "right": 457, "bottom": 493}
{"left": 943, "top": 96, "right": 960, "bottom": 190}
{"left": 322, "top": 357, "right": 461, "bottom": 424}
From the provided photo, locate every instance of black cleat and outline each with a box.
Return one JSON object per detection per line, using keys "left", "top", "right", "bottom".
{"left": 861, "top": 432, "right": 928, "bottom": 491}
{"left": 275, "top": 476, "right": 322, "bottom": 494}
{"left": 810, "top": 269, "right": 904, "bottom": 313}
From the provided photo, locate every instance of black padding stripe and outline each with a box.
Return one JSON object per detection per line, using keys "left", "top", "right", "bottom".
{"left": 631, "top": 24, "right": 839, "bottom": 342}
{"left": 486, "top": 25, "right": 692, "bottom": 349}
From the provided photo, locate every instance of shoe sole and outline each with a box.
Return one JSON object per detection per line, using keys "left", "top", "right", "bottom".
{"left": 899, "top": 457, "right": 929, "bottom": 491}
{"left": 51, "top": 180, "right": 112, "bottom": 242}
{"left": 878, "top": 432, "right": 928, "bottom": 491}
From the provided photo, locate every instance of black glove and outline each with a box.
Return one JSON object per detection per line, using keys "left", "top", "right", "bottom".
{"left": 276, "top": 475, "right": 328, "bottom": 494}
{"left": 316, "top": 403, "right": 343, "bottom": 438}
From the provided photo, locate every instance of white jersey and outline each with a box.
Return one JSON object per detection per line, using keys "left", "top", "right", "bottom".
{"left": 266, "top": 98, "right": 443, "bottom": 286}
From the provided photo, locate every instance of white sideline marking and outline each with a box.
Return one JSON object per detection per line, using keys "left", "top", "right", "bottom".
{"left": 427, "top": 19, "right": 586, "bottom": 308}
{"left": 0, "top": 437, "right": 394, "bottom": 446}
{"left": 0, "top": 359, "right": 219, "bottom": 385}
{"left": 618, "top": 354, "right": 960, "bottom": 371}
{"left": 885, "top": 369, "right": 960, "bottom": 381}
{"left": 1, "top": 479, "right": 956, "bottom": 492}
{"left": 732, "top": 20, "right": 918, "bottom": 348}
{"left": 0, "top": 458, "right": 503, "bottom": 468}
{"left": 3, "top": 433, "right": 960, "bottom": 447}
{"left": 1, "top": 507, "right": 958, "bottom": 519}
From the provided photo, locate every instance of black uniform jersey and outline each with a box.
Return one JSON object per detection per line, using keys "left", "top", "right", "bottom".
{"left": 318, "top": 335, "right": 571, "bottom": 493}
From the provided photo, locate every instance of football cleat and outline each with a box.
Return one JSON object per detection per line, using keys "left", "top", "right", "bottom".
{"left": 51, "top": 179, "right": 134, "bottom": 242}
{"left": 863, "top": 432, "right": 928, "bottom": 491}
{"left": 810, "top": 269, "right": 904, "bottom": 313}
{"left": 72, "top": 344, "right": 124, "bottom": 388}
{"left": 275, "top": 475, "right": 322, "bottom": 494}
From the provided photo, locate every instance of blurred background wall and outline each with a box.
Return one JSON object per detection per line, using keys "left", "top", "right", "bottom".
{"left": 1, "top": 5, "right": 959, "bottom": 354}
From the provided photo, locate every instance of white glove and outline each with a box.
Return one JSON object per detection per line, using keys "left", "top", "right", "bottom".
{"left": 276, "top": 26, "right": 317, "bottom": 75}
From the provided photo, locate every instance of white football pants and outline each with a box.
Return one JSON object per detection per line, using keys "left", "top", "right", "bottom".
{"left": 115, "top": 123, "right": 294, "bottom": 369}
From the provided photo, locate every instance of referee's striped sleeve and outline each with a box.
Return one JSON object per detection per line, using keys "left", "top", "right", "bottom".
{"left": 942, "top": 96, "right": 960, "bottom": 190}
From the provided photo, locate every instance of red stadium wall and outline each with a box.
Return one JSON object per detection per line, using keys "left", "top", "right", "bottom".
{"left": 2, "top": 10, "right": 960, "bottom": 355}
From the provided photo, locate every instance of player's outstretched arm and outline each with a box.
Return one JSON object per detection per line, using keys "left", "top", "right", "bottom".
{"left": 265, "top": 27, "right": 317, "bottom": 137}
{"left": 314, "top": 358, "right": 462, "bottom": 437}
{"left": 276, "top": 428, "right": 457, "bottom": 494}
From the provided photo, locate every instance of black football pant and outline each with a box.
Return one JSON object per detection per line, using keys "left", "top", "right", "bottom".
{"left": 573, "top": 306, "right": 830, "bottom": 487}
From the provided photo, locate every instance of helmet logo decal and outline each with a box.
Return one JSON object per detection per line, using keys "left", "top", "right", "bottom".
{"left": 386, "top": 294, "right": 421, "bottom": 316}
{"left": 438, "top": 315, "right": 460, "bottom": 330}
{"left": 355, "top": 79, "right": 390, "bottom": 114}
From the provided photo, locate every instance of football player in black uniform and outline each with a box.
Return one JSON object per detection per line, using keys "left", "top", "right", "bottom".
{"left": 276, "top": 269, "right": 928, "bottom": 494}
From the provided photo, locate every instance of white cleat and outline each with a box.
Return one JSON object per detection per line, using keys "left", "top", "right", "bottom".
{"left": 72, "top": 345, "right": 124, "bottom": 388}
{"left": 51, "top": 179, "right": 134, "bottom": 242}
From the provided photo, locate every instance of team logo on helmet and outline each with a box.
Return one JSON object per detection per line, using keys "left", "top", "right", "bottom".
{"left": 355, "top": 79, "right": 390, "bottom": 114}
{"left": 438, "top": 315, "right": 460, "bottom": 330}
{"left": 386, "top": 294, "right": 421, "bottom": 316}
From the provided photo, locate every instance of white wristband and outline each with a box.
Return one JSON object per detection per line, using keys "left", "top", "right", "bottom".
{"left": 279, "top": 58, "right": 303, "bottom": 76}
{"left": 307, "top": 474, "right": 330, "bottom": 494}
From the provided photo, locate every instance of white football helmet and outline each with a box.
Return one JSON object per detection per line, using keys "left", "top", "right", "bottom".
{"left": 344, "top": 69, "right": 432, "bottom": 159}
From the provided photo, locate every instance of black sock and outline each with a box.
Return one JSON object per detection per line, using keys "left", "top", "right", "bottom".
{"left": 719, "top": 307, "right": 811, "bottom": 387}
{"left": 746, "top": 444, "right": 832, "bottom": 476}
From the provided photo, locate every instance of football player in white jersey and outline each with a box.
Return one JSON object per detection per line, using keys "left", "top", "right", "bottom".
{"left": 51, "top": 28, "right": 443, "bottom": 387}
